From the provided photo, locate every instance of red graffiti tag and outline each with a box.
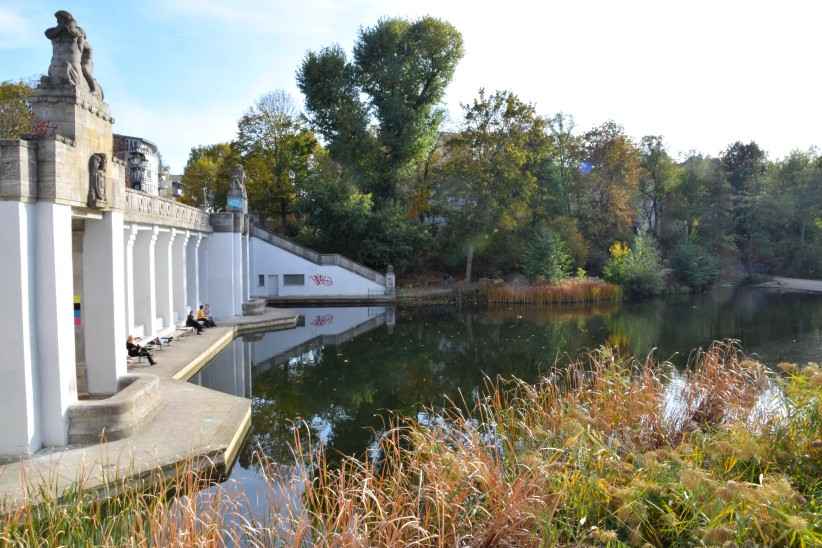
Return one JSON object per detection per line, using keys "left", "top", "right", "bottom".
{"left": 311, "top": 274, "right": 334, "bottom": 286}
{"left": 310, "top": 314, "right": 334, "bottom": 327}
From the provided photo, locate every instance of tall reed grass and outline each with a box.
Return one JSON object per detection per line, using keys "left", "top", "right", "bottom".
{"left": 484, "top": 278, "right": 622, "bottom": 305}
{"left": 2, "top": 341, "right": 820, "bottom": 546}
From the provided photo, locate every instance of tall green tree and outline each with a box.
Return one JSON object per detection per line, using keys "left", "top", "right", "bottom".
{"left": 638, "top": 135, "right": 678, "bottom": 239}
{"left": 720, "top": 141, "right": 767, "bottom": 274}
{"left": 297, "top": 16, "right": 463, "bottom": 203}
{"left": 236, "top": 91, "right": 319, "bottom": 231}
{"left": 180, "top": 143, "right": 238, "bottom": 210}
{"left": 574, "top": 121, "right": 641, "bottom": 268}
{"left": 434, "top": 90, "right": 546, "bottom": 281}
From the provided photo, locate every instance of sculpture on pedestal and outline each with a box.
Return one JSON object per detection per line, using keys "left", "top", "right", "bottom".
{"left": 227, "top": 165, "right": 248, "bottom": 212}
{"left": 88, "top": 153, "right": 107, "bottom": 208}
{"left": 43, "top": 10, "right": 104, "bottom": 100}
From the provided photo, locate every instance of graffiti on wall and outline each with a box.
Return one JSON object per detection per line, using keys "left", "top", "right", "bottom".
{"left": 310, "top": 314, "right": 334, "bottom": 327}
{"left": 310, "top": 274, "right": 334, "bottom": 287}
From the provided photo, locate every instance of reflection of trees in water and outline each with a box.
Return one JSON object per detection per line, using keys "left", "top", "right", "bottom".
{"left": 243, "top": 306, "right": 610, "bottom": 463}
{"left": 240, "top": 291, "right": 822, "bottom": 465}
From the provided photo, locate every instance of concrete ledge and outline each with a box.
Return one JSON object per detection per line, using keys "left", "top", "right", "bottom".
{"left": 67, "top": 374, "right": 160, "bottom": 445}
{"left": 241, "top": 297, "right": 267, "bottom": 316}
{"left": 0, "top": 307, "right": 299, "bottom": 511}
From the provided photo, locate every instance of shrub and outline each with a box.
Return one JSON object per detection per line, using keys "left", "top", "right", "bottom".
{"left": 484, "top": 278, "right": 621, "bottom": 305}
{"left": 604, "top": 234, "right": 664, "bottom": 298}
{"left": 522, "top": 229, "right": 573, "bottom": 282}
{"left": 671, "top": 240, "right": 720, "bottom": 291}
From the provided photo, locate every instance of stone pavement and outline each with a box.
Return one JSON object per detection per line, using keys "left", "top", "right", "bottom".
{"left": 0, "top": 308, "right": 298, "bottom": 511}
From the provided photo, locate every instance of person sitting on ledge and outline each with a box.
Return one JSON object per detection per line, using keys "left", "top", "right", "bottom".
{"left": 127, "top": 335, "right": 156, "bottom": 365}
{"left": 204, "top": 304, "right": 217, "bottom": 326}
{"left": 196, "top": 305, "right": 216, "bottom": 328}
{"left": 186, "top": 310, "right": 204, "bottom": 334}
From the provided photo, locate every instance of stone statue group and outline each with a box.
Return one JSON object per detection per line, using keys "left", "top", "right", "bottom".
{"left": 43, "top": 10, "right": 104, "bottom": 100}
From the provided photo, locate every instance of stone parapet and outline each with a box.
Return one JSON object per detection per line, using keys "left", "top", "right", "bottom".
{"left": 0, "top": 139, "right": 38, "bottom": 202}
{"left": 124, "top": 188, "right": 211, "bottom": 232}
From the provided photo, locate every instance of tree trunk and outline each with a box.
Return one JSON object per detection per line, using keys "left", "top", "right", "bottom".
{"left": 465, "top": 243, "right": 474, "bottom": 284}
{"left": 280, "top": 199, "right": 288, "bottom": 230}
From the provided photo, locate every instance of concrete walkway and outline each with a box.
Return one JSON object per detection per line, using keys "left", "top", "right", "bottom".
{"left": 0, "top": 309, "right": 298, "bottom": 511}
{"left": 757, "top": 276, "right": 822, "bottom": 293}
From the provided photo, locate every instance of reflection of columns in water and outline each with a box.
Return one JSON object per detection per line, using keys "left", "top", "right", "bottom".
{"left": 196, "top": 339, "right": 252, "bottom": 398}
{"left": 386, "top": 306, "right": 396, "bottom": 334}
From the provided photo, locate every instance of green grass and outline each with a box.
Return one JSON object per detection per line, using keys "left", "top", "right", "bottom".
{"left": 2, "top": 341, "right": 821, "bottom": 546}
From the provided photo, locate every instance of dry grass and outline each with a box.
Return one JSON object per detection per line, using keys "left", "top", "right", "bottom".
{"left": 484, "top": 278, "right": 622, "bottom": 305}
{"left": 2, "top": 341, "right": 821, "bottom": 546}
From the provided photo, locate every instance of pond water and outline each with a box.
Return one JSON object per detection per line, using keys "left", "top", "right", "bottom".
{"left": 190, "top": 287, "right": 822, "bottom": 515}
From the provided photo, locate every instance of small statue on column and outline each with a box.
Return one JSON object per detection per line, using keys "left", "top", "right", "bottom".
{"left": 88, "top": 153, "right": 107, "bottom": 208}
{"left": 227, "top": 164, "right": 248, "bottom": 213}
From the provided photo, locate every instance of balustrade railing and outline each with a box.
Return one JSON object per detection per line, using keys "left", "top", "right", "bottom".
{"left": 123, "top": 189, "right": 211, "bottom": 232}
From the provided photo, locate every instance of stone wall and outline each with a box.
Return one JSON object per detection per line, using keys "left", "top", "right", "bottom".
{"left": 0, "top": 139, "right": 38, "bottom": 201}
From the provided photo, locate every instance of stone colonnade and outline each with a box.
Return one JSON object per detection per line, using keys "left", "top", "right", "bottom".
{"left": 122, "top": 225, "right": 209, "bottom": 339}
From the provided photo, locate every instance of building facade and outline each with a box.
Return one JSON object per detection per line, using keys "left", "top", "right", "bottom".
{"left": 0, "top": 11, "right": 389, "bottom": 459}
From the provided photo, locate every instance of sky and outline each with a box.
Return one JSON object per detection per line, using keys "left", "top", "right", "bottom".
{"left": 1, "top": 0, "right": 820, "bottom": 172}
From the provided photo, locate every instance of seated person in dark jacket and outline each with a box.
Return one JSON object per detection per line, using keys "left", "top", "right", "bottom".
{"left": 186, "top": 311, "right": 204, "bottom": 334}
{"left": 126, "top": 335, "right": 156, "bottom": 365}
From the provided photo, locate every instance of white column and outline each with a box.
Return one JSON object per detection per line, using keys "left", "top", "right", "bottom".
{"left": 35, "top": 202, "right": 77, "bottom": 447}
{"left": 82, "top": 211, "right": 127, "bottom": 394}
{"left": 133, "top": 227, "right": 159, "bottom": 338}
{"left": 208, "top": 232, "right": 244, "bottom": 318}
{"left": 123, "top": 225, "right": 138, "bottom": 337}
{"left": 242, "top": 232, "right": 250, "bottom": 303}
{"left": 187, "top": 233, "right": 202, "bottom": 312}
{"left": 198, "top": 235, "right": 209, "bottom": 305}
{"left": 0, "top": 202, "right": 40, "bottom": 455}
{"left": 155, "top": 229, "right": 175, "bottom": 331}
{"left": 172, "top": 229, "right": 190, "bottom": 324}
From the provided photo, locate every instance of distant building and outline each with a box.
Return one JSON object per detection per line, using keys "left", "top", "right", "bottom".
{"left": 114, "top": 134, "right": 161, "bottom": 195}
{"left": 158, "top": 167, "right": 183, "bottom": 199}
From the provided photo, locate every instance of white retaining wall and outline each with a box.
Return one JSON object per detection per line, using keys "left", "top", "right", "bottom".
{"left": 250, "top": 236, "right": 385, "bottom": 297}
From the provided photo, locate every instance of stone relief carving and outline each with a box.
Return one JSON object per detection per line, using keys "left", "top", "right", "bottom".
{"left": 43, "top": 11, "right": 103, "bottom": 100}
{"left": 88, "top": 153, "right": 107, "bottom": 208}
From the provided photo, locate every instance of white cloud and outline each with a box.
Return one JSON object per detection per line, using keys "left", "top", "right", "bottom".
{"left": 0, "top": 7, "right": 36, "bottom": 49}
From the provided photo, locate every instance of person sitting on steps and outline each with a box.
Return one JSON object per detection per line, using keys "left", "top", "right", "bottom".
{"left": 186, "top": 310, "right": 204, "bottom": 334}
{"left": 127, "top": 335, "right": 156, "bottom": 365}
{"left": 196, "top": 305, "right": 216, "bottom": 328}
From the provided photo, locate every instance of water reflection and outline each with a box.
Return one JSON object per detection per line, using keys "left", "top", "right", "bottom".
{"left": 191, "top": 288, "right": 822, "bottom": 502}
